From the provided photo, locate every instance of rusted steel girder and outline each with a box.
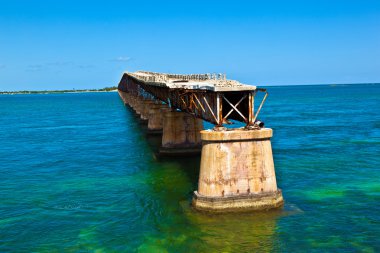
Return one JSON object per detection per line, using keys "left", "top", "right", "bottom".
{"left": 118, "top": 73, "right": 267, "bottom": 126}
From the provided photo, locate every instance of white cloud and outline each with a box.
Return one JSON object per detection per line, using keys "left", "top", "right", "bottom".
{"left": 111, "top": 56, "right": 132, "bottom": 62}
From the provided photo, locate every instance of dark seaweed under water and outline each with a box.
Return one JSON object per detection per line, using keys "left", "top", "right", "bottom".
{"left": 0, "top": 84, "right": 379, "bottom": 252}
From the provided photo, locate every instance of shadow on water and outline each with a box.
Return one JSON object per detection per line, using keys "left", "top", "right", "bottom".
{"left": 145, "top": 133, "right": 162, "bottom": 154}
{"left": 179, "top": 203, "right": 301, "bottom": 252}
{"left": 145, "top": 131, "right": 201, "bottom": 189}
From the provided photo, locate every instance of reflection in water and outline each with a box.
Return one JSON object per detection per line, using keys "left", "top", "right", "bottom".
{"left": 184, "top": 207, "right": 280, "bottom": 252}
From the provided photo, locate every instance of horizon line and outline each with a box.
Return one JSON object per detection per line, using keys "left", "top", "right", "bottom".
{"left": 1, "top": 82, "right": 379, "bottom": 93}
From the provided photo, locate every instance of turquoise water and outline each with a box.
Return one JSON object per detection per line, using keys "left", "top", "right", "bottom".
{"left": 0, "top": 84, "right": 379, "bottom": 252}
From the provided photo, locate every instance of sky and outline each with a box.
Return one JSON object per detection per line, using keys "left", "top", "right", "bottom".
{"left": 0, "top": 0, "right": 379, "bottom": 91}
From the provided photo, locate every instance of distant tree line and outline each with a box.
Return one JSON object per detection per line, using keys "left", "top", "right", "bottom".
{"left": 0, "top": 86, "right": 118, "bottom": 95}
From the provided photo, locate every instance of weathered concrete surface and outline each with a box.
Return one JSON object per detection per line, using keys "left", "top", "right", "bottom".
{"left": 128, "top": 96, "right": 135, "bottom": 108}
{"left": 147, "top": 105, "right": 170, "bottom": 134}
{"left": 118, "top": 90, "right": 129, "bottom": 105}
{"left": 126, "top": 71, "right": 256, "bottom": 92}
{"left": 124, "top": 92, "right": 131, "bottom": 105}
{"left": 160, "top": 111, "right": 203, "bottom": 155}
{"left": 133, "top": 97, "right": 145, "bottom": 115}
{"left": 140, "top": 100, "right": 156, "bottom": 122}
{"left": 192, "top": 128, "right": 283, "bottom": 212}
{"left": 192, "top": 190, "right": 283, "bottom": 212}
{"left": 130, "top": 96, "right": 138, "bottom": 110}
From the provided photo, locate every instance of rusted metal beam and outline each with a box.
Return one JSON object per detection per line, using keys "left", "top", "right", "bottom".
{"left": 118, "top": 72, "right": 267, "bottom": 127}
{"left": 223, "top": 95, "right": 247, "bottom": 122}
{"left": 251, "top": 88, "right": 268, "bottom": 124}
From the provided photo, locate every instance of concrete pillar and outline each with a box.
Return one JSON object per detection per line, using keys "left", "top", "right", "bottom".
{"left": 147, "top": 105, "right": 170, "bottom": 134}
{"left": 125, "top": 93, "right": 132, "bottom": 105}
{"left": 159, "top": 111, "right": 203, "bottom": 155}
{"left": 140, "top": 100, "right": 156, "bottom": 123}
{"left": 118, "top": 90, "right": 129, "bottom": 105}
{"left": 133, "top": 97, "right": 144, "bottom": 115}
{"left": 123, "top": 92, "right": 128, "bottom": 104}
{"left": 192, "top": 128, "right": 283, "bottom": 212}
{"left": 130, "top": 96, "right": 137, "bottom": 110}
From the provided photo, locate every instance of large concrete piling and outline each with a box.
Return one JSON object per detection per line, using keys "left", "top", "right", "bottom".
{"left": 123, "top": 92, "right": 131, "bottom": 105}
{"left": 133, "top": 96, "right": 145, "bottom": 115}
{"left": 147, "top": 105, "right": 170, "bottom": 134}
{"left": 118, "top": 91, "right": 128, "bottom": 105}
{"left": 140, "top": 100, "right": 156, "bottom": 123}
{"left": 160, "top": 111, "right": 203, "bottom": 155}
{"left": 129, "top": 96, "right": 136, "bottom": 109}
{"left": 192, "top": 128, "right": 283, "bottom": 212}
{"left": 131, "top": 96, "right": 139, "bottom": 111}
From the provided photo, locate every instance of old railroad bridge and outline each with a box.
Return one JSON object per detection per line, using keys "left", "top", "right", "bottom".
{"left": 118, "top": 71, "right": 283, "bottom": 212}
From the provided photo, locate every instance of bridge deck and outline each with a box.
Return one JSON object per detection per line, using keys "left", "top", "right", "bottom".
{"left": 126, "top": 71, "right": 256, "bottom": 92}
{"left": 118, "top": 71, "right": 267, "bottom": 127}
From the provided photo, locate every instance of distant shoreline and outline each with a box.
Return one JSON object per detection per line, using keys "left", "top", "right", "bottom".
{"left": 0, "top": 87, "right": 118, "bottom": 95}
{"left": 1, "top": 83, "right": 379, "bottom": 95}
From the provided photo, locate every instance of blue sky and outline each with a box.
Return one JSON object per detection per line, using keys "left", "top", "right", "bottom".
{"left": 0, "top": 0, "right": 379, "bottom": 90}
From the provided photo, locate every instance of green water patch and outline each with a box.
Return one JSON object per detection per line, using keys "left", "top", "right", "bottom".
{"left": 75, "top": 227, "right": 108, "bottom": 252}
{"left": 307, "top": 235, "right": 347, "bottom": 250}
{"left": 134, "top": 200, "right": 304, "bottom": 253}
{"left": 354, "top": 181, "right": 380, "bottom": 196}
{"left": 302, "top": 188, "right": 346, "bottom": 201}
{"left": 301, "top": 180, "right": 380, "bottom": 203}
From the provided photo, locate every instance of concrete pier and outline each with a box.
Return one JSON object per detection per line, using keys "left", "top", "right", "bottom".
{"left": 118, "top": 91, "right": 129, "bottom": 105}
{"left": 129, "top": 96, "right": 136, "bottom": 109}
{"left": 140, "top": 100, "right": 156, "bottom": 123}
{"left": 133, "top": 96, "right": 144, "bottom": 115}
{"left": 147, "top": 105, "right": 170, "bottom": 134}
{"left": 131, "top": 97, "right": 139, "bottom": 111}
{"left": 160, "top": 111, "right": 203, "bottom": 155}
{"left": 192, "top": 128, "right": 283, "bottom": 212}
{"left": 123, "top": 92, "right": 131, "bottom": 105}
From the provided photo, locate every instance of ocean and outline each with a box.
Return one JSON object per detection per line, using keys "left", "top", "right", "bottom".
{"left": 0, "top": 84, "right": 379, "bottom": 252}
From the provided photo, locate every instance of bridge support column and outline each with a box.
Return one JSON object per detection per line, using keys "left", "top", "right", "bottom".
{"left": 192, "top": 128, "right": 283, "bottom": 212}
{"left": 128, "top": 96, "right": 135, "bottom": 108}
{"left": 125, "top": 93, "right": 133, "bottom": 105}
{"left": 133, "top": 96, "right": 144, "bottom": 116}
{"left": 147, "top": 105, "right": 170, "bottom": 134}
{"left": 130, "top": 96, "right": 138, "bottom": 110}
{"left": 140, "top": 100, "right": 156, "bottom": 123}
{"left": 160, "top": 111, "right": 203, "bottom": 155}
{"left": 118, "top": 90, "right": 129, "bottom": 105}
